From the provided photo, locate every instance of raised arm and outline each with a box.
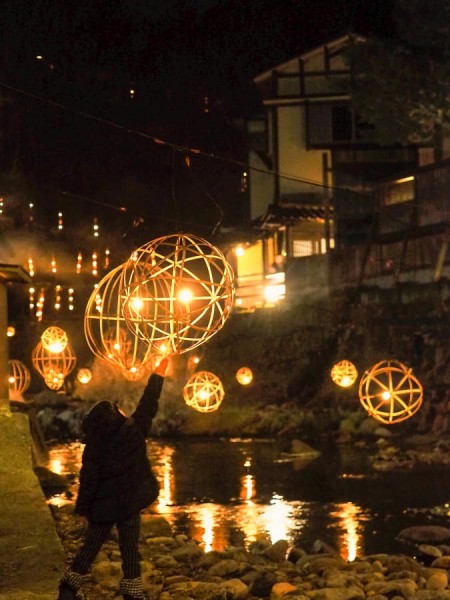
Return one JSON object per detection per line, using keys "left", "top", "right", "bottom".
{"left": 131, "top": 358, "right": 168, "bottom": 436}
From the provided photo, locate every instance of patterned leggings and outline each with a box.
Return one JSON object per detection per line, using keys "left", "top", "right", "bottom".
{"left": 72, "top": 513, "right": 141, "bottom": 579}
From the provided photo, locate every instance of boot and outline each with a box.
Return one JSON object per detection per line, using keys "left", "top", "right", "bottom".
{"left": 119, "top": 576, "right": 147, "bottom": 599}
{"left": 57, "top": 581, "right": 86, "bottom": 600}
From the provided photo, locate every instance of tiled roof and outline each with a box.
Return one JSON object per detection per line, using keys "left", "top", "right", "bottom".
{"left": 253, "top": 203, "right": 332, "bottom": 229}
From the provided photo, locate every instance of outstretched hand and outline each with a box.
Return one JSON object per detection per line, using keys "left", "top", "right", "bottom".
{"left": 154, "top": 357, "right": 169, "bottom": 377}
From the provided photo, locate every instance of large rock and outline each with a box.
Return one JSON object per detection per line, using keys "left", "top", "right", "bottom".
{"left": 262, "top": 540, "right": 289, "bottom": 562}
{"left": 33, "top": 466, "right": 68, "bottom": 492}
{"left": 426, "top": 570, "right": 448, "bottom": 590}
{"left": 141, "top": 514, "right": 173, "bottom": 538}
{"left": 397, "top": 526, "right": 450, "bottom": 545}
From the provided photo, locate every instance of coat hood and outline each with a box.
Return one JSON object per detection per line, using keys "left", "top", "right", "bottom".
{"left": 82, "top": 400, "right": 126, "bottom": 441}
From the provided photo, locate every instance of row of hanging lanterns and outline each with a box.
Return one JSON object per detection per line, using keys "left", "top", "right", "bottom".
{"left": 9, "top": 347, "right": 423, "bottom": 425}
{"left": 8, "top": 358, "right": 93, "bottom": 400}
{"left": 8, "top": 230, "right": 424, "bottom": 427}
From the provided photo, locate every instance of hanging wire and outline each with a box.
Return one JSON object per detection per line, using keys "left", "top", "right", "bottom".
{"left": 0, "top": 80, "right": 378, "bottom": 198}
{"left": 1, "top": 79, "right": 414, "bottom": 237}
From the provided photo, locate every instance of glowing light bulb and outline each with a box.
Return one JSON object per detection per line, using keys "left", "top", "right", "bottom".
{"left": 6, "top": 326, "right": 15, "bottom": 337}
{"left": 381, "top": 390, "right": 391, "bottom": 401}
{"left": 48, "top": 341, "right": 65, "bottom": 353}
{"left": 178, "top": 288, "right": 193, "bottom": 304}
{"left": 130, "top": 296, "right": 143, "bottom": 311}
{"left": 76, "top": 251, "right": 82, "bottom": 274}
{"left": 235, "top": 245, "right": 245, "bottom": 257}
{"left": 199, "top": 387, "right": 209, "bottom": 401}
{"left": 92, "top": 252, "right": 98, "bottom": 276}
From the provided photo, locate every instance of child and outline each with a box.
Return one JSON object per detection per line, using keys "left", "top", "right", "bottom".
{"left": 58, "top": 358, "right": 168, "bottom": 600}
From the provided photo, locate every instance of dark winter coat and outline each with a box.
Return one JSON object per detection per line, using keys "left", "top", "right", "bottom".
{"left": 75, "top": 373, "right": 163, "bottom": 524}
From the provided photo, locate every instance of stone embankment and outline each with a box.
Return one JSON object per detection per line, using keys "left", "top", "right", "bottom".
{"left": 53, "top": 507, "right": 450, "bottom": 600}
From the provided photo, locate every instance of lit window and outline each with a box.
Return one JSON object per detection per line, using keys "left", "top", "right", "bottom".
{"left": 293, "top": 240, "right": 313, "bottom": 257}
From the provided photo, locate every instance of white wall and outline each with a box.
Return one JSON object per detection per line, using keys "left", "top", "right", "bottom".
{"left": 249, "top": 150, "right": 275, "bottom": 220}
{"left": 277, "top": 105, "right": 329, "bottom": 196}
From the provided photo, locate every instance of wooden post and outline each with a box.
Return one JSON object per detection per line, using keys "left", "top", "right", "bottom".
{"left": 0, "top": 282, "right": 10, "bottom": 416}
{"left": 0, "top": 264, "right": 32, "bottom": 417}
{"left": 322, "top": 152, "right": 331, "bottom": 253}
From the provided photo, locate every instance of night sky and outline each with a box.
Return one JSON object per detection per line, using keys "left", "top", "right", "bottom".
{"left": 0, "top": 0, "right": 396, "bottom": 239}
{"left": 0, "top": 0, "right": 395, "bottom": 112}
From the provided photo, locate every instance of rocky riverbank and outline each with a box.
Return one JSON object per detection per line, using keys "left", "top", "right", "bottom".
{"left": 52, "top": 504, "right": 450, "bottom": 600}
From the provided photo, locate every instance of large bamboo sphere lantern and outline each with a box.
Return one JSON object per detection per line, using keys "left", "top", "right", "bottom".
{"left": 40, "top": 326, "right": 68, "bottom": 353}
{"left": 8, "top": 359, "right": 31, "bottom": 400}
{"left": 183, "top": 370, "right": 225, "bottom": 413}
{"left": 120, "top": 233, "right": 235, "bottom": 355}
{"left": 330, "top": 360, "right": 358, "bottom": 388}
{"left": 236, "top": 366, "right": 253, "bottom": 386}
{"left": 84, "top": 264, "right": 155, "bottom": 372}
{"left": 32, "top": 341, "right": 76, "bottom": 389}
{"left": 359, "top": 359, "right": 423, "bottom": 425}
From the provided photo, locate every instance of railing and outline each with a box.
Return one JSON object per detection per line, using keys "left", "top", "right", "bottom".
{"left": 285, "top": 231, "right": 450, "bottom": 303}
{"left": 234, "top": 272, "right": 285, "bottom": 312}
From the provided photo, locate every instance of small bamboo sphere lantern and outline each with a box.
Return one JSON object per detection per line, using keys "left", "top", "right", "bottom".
{"left": 44, "top": 370, "right": 65, "bottom": 391}
{"left": 8, "top": 359, "right": 31, "bottom": 400}
{"left": 77, "top": 368, "right": 93, "bottom": 384}
{"left": 40, "top": 326, "right": 68, "bottom": 354}
{"left": 359, "top": 359, "right": 423, "bottom": 424}
{"left": 330, "top": 360, "right": 358, "bottom": 388}
{"left": 120, "top": 233, "right": 235, "bottom": 355}
{"left": 236, "top": 366, "right": 253, "bottom": 386}
{"left": 32, "top": 340, "right": 76, "bottom": 389}
{"left": 183, "top": 370, "right": 225, "bottom": 413}
{"left": 84, "top": 264, "right": 155, "bottom": 372}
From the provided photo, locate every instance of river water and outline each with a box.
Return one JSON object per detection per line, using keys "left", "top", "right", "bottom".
{"left": 47, "top": 437, "right": 450, "bottom": 561}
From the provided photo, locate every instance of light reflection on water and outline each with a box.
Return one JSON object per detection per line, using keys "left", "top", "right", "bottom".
{"left": 47, "top": 437, "right": 450, "bottom": 561}
{"left": 47, "top": 438, "right": 372, "bottom": 560}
